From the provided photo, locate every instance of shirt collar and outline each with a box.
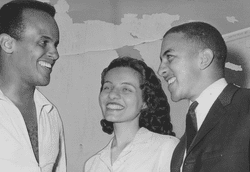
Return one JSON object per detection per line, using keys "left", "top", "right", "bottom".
{"left": 133, "top": 127, "right": 153, "bottom": 144}
{"left": 100, "top": 127, "right": 151, "bottom": 152}
{"left": 0, "top": 88, "right": 54, "bottom": 117}
{"left": 0, "top": 89, "right": 10, "bottom": 101}
{"left": 34, "top": 88, "right": 54, "bottom": 114}
{"left": 192, "top": 78, "right": 228, "bottom": 129}
{"left": 98, "top": 127, "right": 151, "bottom": 162}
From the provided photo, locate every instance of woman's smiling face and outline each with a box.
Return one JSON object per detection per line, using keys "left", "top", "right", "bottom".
{"left": 99, "top": 67, "right": 145, "bottom": 124}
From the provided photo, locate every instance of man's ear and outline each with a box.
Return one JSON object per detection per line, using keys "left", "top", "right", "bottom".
{"left": 0, "top": 34, "right": 14, "bottom": 54}
{"left": 199, "top": 48, "right": 214, "bottom": 70}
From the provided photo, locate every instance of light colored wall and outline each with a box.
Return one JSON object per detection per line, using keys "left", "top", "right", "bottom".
{"left": 1, "top": 0, "right": 250, "bottom": 171}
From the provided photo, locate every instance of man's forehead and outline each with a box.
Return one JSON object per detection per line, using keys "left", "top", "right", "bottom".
{"left": 21, "top": 9, "right": 59, "bottom": 38}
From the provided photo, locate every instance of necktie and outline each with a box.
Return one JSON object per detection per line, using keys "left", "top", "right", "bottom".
{"left": 186, "top": 101, "right": 198, "bottom": 150}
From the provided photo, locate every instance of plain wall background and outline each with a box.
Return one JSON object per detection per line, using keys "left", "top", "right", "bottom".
{"left": 1, "top": 0, "right": 250, "bottom": 171}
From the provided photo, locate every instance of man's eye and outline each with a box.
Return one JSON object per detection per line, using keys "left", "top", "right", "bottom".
{"left": 39, "top": 40, "right": 48, "bottom": 47}
{"left": 167, "top": 55, "right": 175, "bottom": 62}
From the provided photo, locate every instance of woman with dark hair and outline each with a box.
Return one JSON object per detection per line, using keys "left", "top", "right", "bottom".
{"left": 85, "top": 56, "right": 179, "bottom": 172}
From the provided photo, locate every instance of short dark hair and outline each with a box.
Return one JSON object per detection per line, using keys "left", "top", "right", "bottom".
{"left": 100, "top": 56, "right": 175, "bottom": 136}
{"left": 0, "top": 0, "right": 56, "bottom": 40}
{"left": 163, "top": 21, "right": 227, "bottom": 70}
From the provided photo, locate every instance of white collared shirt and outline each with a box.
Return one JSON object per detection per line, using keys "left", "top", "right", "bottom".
{"left": 85, "top": 127, "right": 179, "bottom": 172}
{"left": 194, "top": 78, "right": 228, "bottom": 130}
{"left": 0, "top": 88, "right": 66, "bottom": 172}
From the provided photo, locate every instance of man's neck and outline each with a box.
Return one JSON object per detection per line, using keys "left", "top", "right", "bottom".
{"left": 0, "top": 80, "right": 35, "bottom": 106}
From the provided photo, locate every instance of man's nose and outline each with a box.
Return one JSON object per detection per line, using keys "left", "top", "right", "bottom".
{"left": 48, "top": 47, "right": 59, "bottom": 60}
{"left": 158, "top": 62, "right": 169, "bottom": 77}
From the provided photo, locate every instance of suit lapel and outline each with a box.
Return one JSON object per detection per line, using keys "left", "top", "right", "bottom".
{"left": 187, "top": 84, "right": 239, "bottom": 154}
{"left": 171, "top": 135, "right": 186, "bottom": 172}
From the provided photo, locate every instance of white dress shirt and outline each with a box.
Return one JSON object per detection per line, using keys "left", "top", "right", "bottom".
{"left": 85, "top": 127, "right": 179, "bottom": 172}
{"left": 0, "top": 88, "right": 66, "bottom": 172}
{"left": 194, "top": 78, "right": 228, "bottom": 130}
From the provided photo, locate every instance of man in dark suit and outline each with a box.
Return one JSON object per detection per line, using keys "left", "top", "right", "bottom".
{"left": 158, "top": 21, "right": 250, "bottom": 172}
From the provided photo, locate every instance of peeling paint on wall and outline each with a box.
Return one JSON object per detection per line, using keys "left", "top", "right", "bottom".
{"left": 226, "top": 16, "right": 238, "bottom": 23}
{"left": 54, "top": 0, "right": 179, "bottom": 56}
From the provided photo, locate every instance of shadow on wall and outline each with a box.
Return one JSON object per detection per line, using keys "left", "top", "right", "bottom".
{"left": 225, "top": 47, "right": 250, "bottom": 89}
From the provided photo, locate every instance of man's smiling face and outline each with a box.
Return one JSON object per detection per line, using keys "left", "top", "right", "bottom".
{"left": 158, "top": 32, "right": 201, "bottom": 102}
{"left": 12, "top": 9, "right": 59, "bottom": 87}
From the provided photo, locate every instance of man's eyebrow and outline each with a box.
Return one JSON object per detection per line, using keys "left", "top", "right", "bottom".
{"left": 41, "top": 35, "right": 59, "bottom": 46}
{"left": 41, "top": 35, "right": 51, "bottom": 40}
{"left": 162, "top": 49, "right": 173, "bottom": 57}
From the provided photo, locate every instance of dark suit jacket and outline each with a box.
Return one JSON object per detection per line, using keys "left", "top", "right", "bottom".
{"left": 171, "top": 84, "right": 250, "bottom": 172}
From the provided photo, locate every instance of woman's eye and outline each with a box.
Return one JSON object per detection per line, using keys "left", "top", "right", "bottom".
{"left": 103, "top": 86, "right": 109, "bottom": 90}
{"left": 123, "top": 88, "right": 131, "bottom": 92}
{"left": 102, "top": 85, "right": 111, "bottom": 91}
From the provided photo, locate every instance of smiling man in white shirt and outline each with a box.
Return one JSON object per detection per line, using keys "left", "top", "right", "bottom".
{"left": 0, "top": 0, "right": 66, "bottom": 171}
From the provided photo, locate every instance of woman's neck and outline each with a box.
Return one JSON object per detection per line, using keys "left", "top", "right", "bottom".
{"left": 110, "top": 123, "right": 140, "bottom": 165}
{"left": 112, "top": 124, "right": 139, "bottom": 148}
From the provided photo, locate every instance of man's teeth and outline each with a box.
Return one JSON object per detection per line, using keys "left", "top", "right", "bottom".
{"left": 107, "top": 104, "right": 124, "bottom": 110}
{"left": 168, "top": 77, "right": 176, "bottom": 85}
{"left": 39, "top": 61, "right": 52, "bottom": 68}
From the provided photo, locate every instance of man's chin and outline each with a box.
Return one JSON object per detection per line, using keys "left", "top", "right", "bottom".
{"left": 170, "top": 94, "right": 182, "bottom": 102}
{"left": 37, "top": 79, "right": 50, "bottom": 87}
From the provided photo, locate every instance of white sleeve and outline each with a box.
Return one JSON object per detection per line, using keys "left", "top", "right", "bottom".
{"left": 158, "top": 137, "right": 179, "bottom": 172}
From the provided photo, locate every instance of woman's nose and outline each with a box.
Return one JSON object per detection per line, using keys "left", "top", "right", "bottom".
{"left": 108, "top": 88, "right": 120, "bottom": 99}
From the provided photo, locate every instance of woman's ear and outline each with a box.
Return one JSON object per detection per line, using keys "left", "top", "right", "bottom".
{"left": 199, "top": 48, "right": 214, "bottom": 70}
{"left": 0, "top": 34, "right": 14, "bottom": 54}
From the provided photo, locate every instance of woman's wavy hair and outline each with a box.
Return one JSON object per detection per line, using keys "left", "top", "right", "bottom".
{"left": 100, "top": 56, "right": 175, "bottom": 136}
